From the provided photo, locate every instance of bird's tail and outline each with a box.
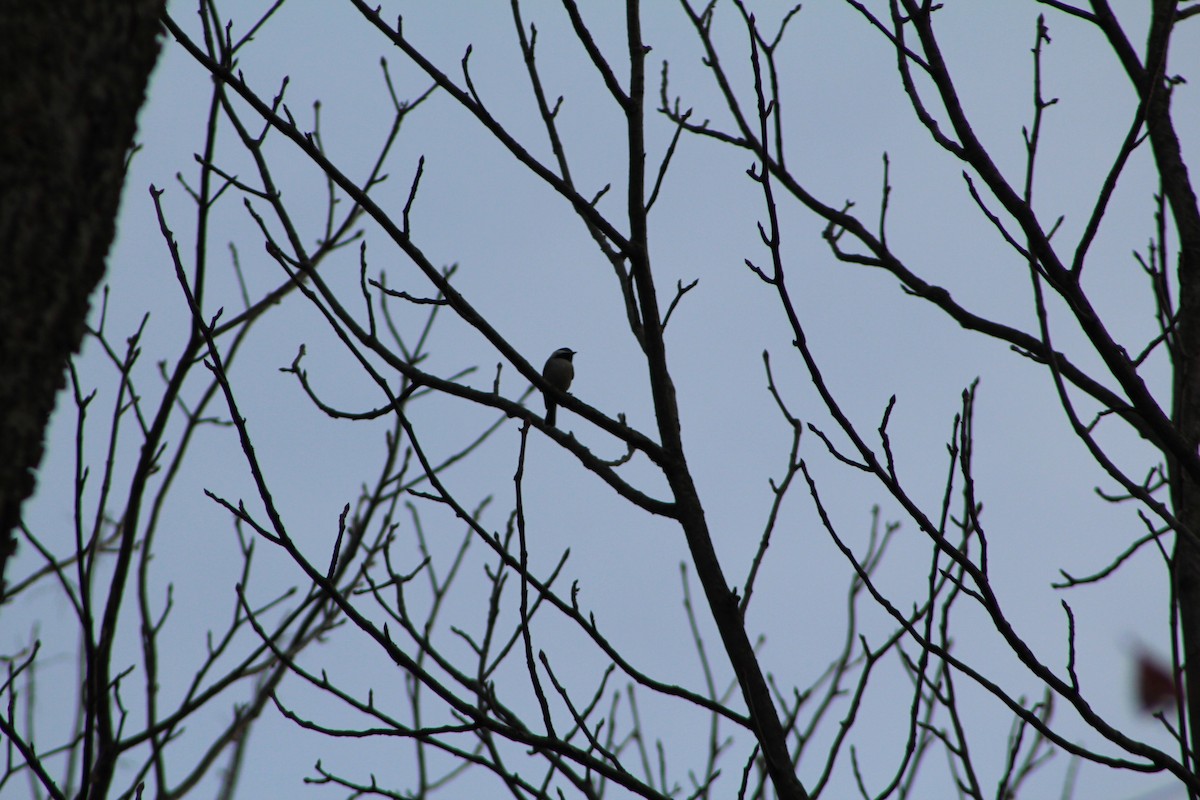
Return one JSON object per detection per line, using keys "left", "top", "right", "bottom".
{"left": 545, "top": 403, "right": 557, "bottom": 427}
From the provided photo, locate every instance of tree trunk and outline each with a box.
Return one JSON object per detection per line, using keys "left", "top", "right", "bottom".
{"left": 0, "top": 1, "right": 165, "bottom": 600}
{"left": 1148, "top": 33, "right": 1200, "bottom": 777}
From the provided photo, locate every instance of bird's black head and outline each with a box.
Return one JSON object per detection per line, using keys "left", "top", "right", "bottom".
{"left": 553, "top": 347, "right": 576, "bottom": 361}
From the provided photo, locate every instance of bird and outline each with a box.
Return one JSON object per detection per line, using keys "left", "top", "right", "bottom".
{"left": 541, "top": 347, "right": 576, "bottom": 426}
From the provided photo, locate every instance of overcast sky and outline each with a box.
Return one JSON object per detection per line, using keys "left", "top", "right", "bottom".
{"left": 14, "top": 2, "right": 1200, "bottom": 798}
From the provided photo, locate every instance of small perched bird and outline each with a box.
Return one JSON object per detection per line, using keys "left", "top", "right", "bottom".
{"left": 541, "top": 347, "right": 576, "bottom": 426}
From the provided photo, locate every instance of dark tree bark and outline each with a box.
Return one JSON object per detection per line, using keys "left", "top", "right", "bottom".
{"left": 1161, "top": 57, "right": 1200, "bottom": 767}
{"left": 0, "top": 1, "right": 165, "bottom": 600}
{"left": 1103, "top": 0, "right": 1200, "bottom": 756}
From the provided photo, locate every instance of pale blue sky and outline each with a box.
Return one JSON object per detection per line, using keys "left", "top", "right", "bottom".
{"left": 13, "top": 2, "right": 1200, "bottom": 798}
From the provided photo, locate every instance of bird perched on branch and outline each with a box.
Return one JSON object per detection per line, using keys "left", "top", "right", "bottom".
{"left": 541, "top": 347, "right": 576, "bottom": 426}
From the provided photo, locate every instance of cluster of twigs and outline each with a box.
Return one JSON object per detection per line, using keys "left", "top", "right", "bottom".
{"left": 4, "top": 2, "right": 1198, "bottom": 799}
